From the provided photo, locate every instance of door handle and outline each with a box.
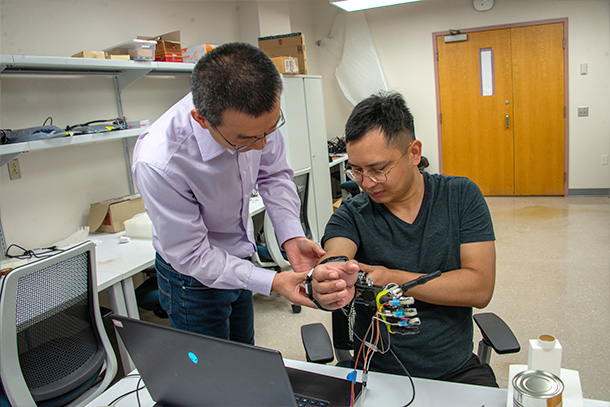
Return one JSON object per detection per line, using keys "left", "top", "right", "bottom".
{"left": 506, "top": 114, "right": 509, "bottom": 129}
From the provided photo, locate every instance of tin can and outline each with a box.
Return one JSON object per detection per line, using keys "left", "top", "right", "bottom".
{"left": 513, "top": 369, "right": 564, "bottom": 407}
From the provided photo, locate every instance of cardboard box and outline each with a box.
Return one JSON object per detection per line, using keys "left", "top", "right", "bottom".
{"left": 106, "top": 54, "right": 130, "bottom": 60}
{"left": 181, "top": 43, "right": 217, "bottom": 63}
{"left": 72, "top": 51, "right": 105, "bottom": 59}
{"left": 86, "top": 194, "right": 146, "bottom": 233}
{"left": 333, "top": 199, "right": 342, "bottom": 212}
{"left": 104, "top": 39, "right": 156, "bottom": 61}
{"left": 258, "top": 32, "right": 307, "bottom": 74}
{"left": 270, "top": 56, "right": 299, "bottom": 74}
{"left": 139, "top": 31, "right": 183, "bottom": 62}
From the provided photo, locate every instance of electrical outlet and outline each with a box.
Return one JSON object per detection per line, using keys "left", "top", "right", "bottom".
{"left": 602, "top": 155, "right": 609, "bottom": 166}
{"left": 577, "top": 106, "right": 589, "bottom": 117}
{"left": 8, "top": 158, "right": 21, "bottom": 180}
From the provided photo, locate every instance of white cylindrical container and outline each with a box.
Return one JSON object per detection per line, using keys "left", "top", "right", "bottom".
{"left": 527, "top": 334, "right": 562, "bottom": 378}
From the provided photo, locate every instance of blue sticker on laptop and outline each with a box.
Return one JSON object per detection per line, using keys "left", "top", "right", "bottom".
{"left": 188, "top": 352, "right": 198, "bottom": 364}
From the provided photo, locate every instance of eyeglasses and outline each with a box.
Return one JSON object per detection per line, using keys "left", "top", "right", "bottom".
{"left": 344, "top": 149, "right": 409, "bottom": 184}
{"left": 211, "top": 109, "right": 285, "bottom": 152}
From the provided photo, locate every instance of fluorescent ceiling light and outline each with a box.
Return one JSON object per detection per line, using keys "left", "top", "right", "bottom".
{"left": 330, "top": 0, "right": 422, "bottom": 12}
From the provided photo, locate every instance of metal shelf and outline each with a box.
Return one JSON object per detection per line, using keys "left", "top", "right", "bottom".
{"left": 0, "top": 128, "right": 146, "bottom": 166}
{"left": 1, "top": 54, "right": 194, "bottom": 75}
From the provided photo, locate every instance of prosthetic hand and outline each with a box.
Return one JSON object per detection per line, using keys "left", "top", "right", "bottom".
{"left": 354, "top": 270, "right": 442, "bottom": 335}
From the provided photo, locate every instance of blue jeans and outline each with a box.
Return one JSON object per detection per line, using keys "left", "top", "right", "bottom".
{"left": 155, "top": 253, "right": 255, "bottom": 345}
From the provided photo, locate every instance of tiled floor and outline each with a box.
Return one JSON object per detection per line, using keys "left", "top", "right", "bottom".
{"left": 142, "top": 196, "right": 610, "bottom": 401}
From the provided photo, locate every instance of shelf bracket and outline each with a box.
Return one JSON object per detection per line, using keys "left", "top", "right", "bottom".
{"left": 113, "top": 69, "right": 151, "bottom": 117}
{"left": 115, "top": 69, "right": 151, "bottom": 93}
{"left": 1, "top": 152, "right": 21, "bottom": 167}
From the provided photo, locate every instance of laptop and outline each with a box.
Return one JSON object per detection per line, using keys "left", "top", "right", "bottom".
{"left": 111, "top": 315, "right": 363, "bottom": 406}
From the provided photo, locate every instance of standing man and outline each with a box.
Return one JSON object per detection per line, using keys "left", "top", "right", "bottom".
{"left": 132, "top": 42, "right": 323, "bottom": 344}
{"left": 310, "top": 91, "right": 498, "bottom": 386}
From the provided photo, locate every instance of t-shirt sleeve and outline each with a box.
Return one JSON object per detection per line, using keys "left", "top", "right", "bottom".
{"left": 459, "top": 178, "right": 495, "bottom": 243}
{"left": 321, "top": 200, "right": 361, "bottom": 248}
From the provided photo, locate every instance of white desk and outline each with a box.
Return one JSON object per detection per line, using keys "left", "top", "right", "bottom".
{"left": 86, "top": 359, "right": 610, "bottom": 407}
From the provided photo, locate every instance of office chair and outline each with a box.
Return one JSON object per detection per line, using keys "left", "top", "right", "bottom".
{"left": 301, "top": 311, "right": 520, "bottom": 367}
{"left": 252, "top": 170, "right": 315, "bottom": 313}
{"left": 0, "top": 241, "right": 118, "bottom": 407}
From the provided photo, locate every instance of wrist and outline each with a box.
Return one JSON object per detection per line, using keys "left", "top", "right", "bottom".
{"left": 319, "top": 255, "right": 349, "bottom": 265}
{"left": 305, "top": 268, "right": 331, "bottom": 311}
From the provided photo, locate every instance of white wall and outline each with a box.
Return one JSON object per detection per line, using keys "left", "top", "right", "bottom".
{"left": 310, "top": 0, "right": 610, "bottom": 190}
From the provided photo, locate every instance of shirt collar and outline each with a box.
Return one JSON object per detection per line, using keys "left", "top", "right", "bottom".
{"left": 190, "top": 113, "right": 236, "bottom": 162}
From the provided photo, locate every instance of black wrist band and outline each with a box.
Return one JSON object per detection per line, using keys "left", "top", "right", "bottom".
{"left": 306, "top": 256, "right": 349, "bottom": 311}
{"left": 319, "top": 255, "right": 349, "bottom": 265}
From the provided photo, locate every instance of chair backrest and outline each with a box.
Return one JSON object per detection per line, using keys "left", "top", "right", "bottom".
{"left": 253, "top": 170, "right": 316, "bottom": 272}
{"left": 0, "top": 241, "right": 117, "bottom": 406}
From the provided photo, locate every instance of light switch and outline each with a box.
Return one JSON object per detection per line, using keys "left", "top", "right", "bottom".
{"left": 580, "top": 63, "right": 588, "bottom": 75}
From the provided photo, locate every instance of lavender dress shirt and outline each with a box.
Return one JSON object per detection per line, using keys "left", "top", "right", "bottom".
{"left": 132, "top": 93, "right": 304, "bottom": 295}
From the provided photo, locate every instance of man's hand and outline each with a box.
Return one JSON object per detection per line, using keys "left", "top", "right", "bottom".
{"left": 283, "top": 237, "right": 326, "bottom": 273}
{"left": 359, "top": 263, "right": 402, "bottom": 287}
{"left": 311, "top": 260, "right": 360, "bottom": 310}
{"left": 271, "top": 270, "right": 316, "bottom": 308}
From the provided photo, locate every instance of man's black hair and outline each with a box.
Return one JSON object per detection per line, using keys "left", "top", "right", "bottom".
{"left": 190, "top": 42, "right": 283, "bottom": 127}
{"left": 345, "top": 91, "right": 415, "bottom": 148}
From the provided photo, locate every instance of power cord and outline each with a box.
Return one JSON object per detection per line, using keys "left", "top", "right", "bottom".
{"left": 108, "top": 375, "right": 145, "bottom": 406}
{"left": 4, "top": 243, "right": 65, "bottom": 260}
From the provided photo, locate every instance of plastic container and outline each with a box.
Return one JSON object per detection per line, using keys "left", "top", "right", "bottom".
{"left": 104, "top": 39, "right": 157, "bottom": 61}
{"left": 124, "top": 212, "right": 153, "bottom": 239}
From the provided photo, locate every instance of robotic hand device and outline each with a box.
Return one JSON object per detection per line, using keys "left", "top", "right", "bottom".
{"left": 354, "top": 270, "right": 442, "bottom": 335}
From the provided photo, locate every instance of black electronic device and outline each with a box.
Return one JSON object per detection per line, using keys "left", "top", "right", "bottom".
{"left": 354, "top": 270, "right": 442, "bottom": 335}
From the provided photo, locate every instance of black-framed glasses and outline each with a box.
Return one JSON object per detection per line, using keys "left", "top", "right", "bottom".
{"left": 344, "top": 144, "right": 412, "bottom": 184}
{"left": 211, "top": 109, "right": 285, "bottom": 152}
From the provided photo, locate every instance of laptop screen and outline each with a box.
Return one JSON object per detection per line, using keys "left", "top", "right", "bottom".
{"left": 111, "top": 316, "right": 362, "bottom": 407}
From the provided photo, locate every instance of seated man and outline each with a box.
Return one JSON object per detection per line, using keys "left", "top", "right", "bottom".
{"left": 310, "top": 91, "right": 498, "bottom": 387}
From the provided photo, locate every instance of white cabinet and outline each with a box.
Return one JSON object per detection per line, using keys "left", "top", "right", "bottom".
{"left": 281, "top": 75, "right": 333, "bottom": 242}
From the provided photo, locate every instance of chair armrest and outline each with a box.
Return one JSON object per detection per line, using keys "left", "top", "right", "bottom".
{"left": 474, "top": 312, "right": 520, "bottom": 354}
{"left": 300, "top": 323, "right": 334, "bottom": 364}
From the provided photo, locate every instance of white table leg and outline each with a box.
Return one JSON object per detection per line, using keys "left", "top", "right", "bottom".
{"left": 121, "top": 276, "right": 140, "bottom": 319}
{"left": 107, "top": 283, "right": 135, "bottom": 372}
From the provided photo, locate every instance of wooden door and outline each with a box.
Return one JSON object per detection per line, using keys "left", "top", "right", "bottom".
{"left": 437, "top": 29, "right": 514, "bottom": 195}
{"left": 437, "top": 23, "right": 565, "bottom": 196}
{"left": 512, "top": 24, "right": 565, "bottom": 195}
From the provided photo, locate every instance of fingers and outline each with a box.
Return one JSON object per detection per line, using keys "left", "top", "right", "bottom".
{"left": 315, "top": 287, "right": 353, "bottom": 310}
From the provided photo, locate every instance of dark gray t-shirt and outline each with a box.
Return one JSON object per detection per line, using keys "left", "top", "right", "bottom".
{"left": 322, "top": 172, "right": 495, "bottom": 379}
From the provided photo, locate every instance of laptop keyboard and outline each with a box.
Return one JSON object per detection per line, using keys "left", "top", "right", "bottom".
{"left": 295, "top": 394, "right": 330, "bottom": 406}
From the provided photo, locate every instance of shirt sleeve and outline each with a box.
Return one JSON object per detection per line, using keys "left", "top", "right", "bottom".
{"left": 133, "top": 161, "right": 276, "bottom": 295}
{"left": 458, "top": 178, "right": 496, "bottom": 243}
{"left": 257, "top": 130, "right": 305, "bottom": 246}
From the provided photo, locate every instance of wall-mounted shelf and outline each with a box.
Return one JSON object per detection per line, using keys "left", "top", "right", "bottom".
{"left": 0, "top": 128, "right": 146, "bottom": 167}
{"left": 0, "top": 55, "right": 195, "bottom": 255}
{"left": 0, "top": 54, "right": 195, "bottom": 166}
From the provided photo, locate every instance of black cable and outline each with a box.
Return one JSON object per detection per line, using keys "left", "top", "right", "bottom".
{"left": 388, "top": 346, "right": 416, "bottom": 407}
{"left": 65, "top": 117, "right": 126, "bottom": 132}
{"left": 108, "top": 376, "right": 145, "bottom": 406}
{"left": 42, "top": 116, "right": 53, "bottom": 126}
{"left": 5, "top": 243, "right": 65, "bottom": 260}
